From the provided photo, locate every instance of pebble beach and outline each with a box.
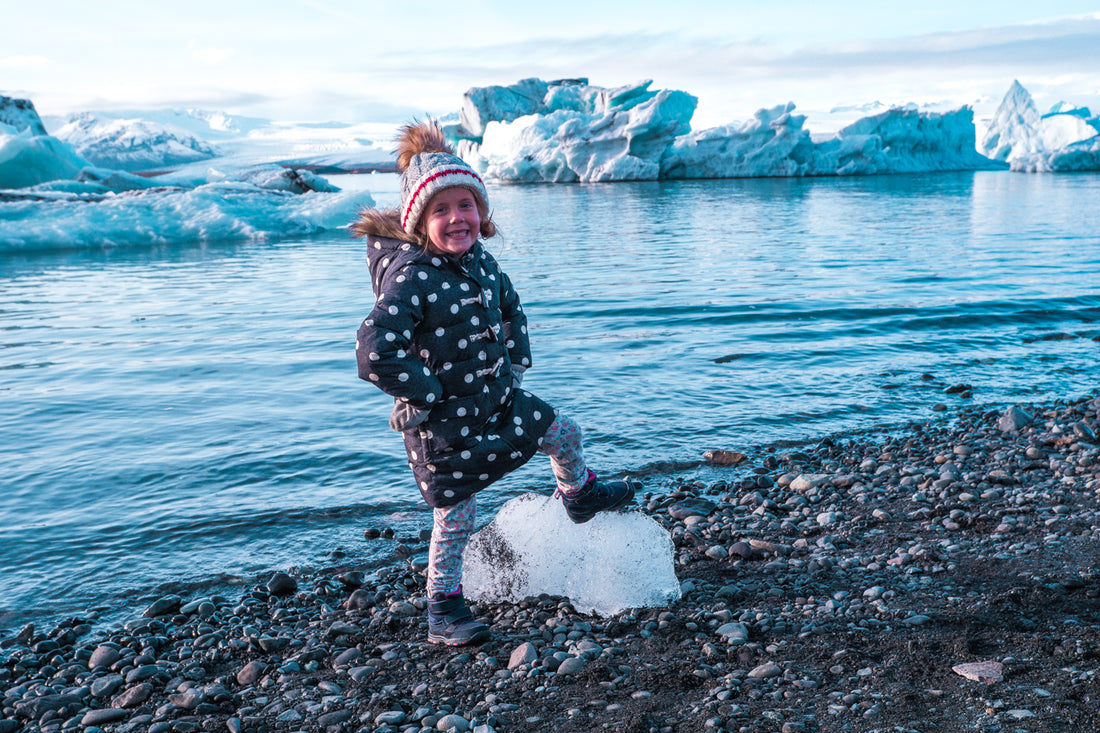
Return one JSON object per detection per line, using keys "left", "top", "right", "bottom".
{"left": 3, "top": 393, "right": 1099, "bottom": 733}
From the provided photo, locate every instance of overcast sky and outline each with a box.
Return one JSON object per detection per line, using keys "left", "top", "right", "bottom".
{"left": 4, "top": 1, "right": 1099, "bottom": 129}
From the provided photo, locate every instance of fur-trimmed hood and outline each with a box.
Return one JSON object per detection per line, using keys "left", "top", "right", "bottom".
{"left": 350, "top": 207, "right": 417, "bottom": 243}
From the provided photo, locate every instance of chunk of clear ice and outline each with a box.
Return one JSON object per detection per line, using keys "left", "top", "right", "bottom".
{"left": 463, "top": 492, "right": 681, "bottom": 617}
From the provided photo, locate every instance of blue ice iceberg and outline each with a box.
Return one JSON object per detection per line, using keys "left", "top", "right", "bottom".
{"left": 455, "top": 78, "right": 1002, "bottom": 182}
{"left": 462, "top": 492, "right": 681, "bottom": 617}
{"left": 979, "top": 80, "right": 1100, "bottom": 172}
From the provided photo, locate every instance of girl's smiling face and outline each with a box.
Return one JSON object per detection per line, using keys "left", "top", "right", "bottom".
{"left": 417, "top": 187, "right": 481, "bottom": 257}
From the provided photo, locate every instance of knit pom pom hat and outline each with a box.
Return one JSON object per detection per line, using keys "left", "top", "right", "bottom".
{"left": 396, "top": 120, "right": 489, "bottom": 236}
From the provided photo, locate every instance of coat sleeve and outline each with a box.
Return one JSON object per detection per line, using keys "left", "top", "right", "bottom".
{"left": 356, "top": 265, "right": 443, "bottom": 409}
{"left": 498, "top": 267, "right": 533, "bottom": 370}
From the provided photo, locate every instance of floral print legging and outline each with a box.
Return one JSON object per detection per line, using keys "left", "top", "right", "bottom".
{"left": 426, "top": 411, "right": 587, "bottom": 596}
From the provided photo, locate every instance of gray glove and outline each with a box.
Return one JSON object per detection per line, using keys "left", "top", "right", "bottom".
{"left": 389, "top": 401, "right": 431, "bottom": 432}
{"left": 511, "top": 364, "right": 527, "bottom": 389}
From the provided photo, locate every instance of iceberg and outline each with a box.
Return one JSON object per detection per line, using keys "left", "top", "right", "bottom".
{"left": 0, "top": 130, "right": 91, "bottom": 190}
{"left": 462, "top": 493, "right": 681, "bottom": 617}
{"left": 457, "top": 79, "right": 697, "bottom": 182}
{"left": 0, "top": 96, "right": 370, "bottom": 251}
{"left": 0, "top": 95, "right": 48, "bottom": 136}
{"left": 0, "top": 180, "right": 366, "bottom": 252}
{"left": 455, "top": 79, "right": 1000, "bottom": 182}
{"left": 1012, "top": 136, "right": 1100, "bottom": 172}
{"left": 459, "top": 77, "right": 559, "bottom": 139}
{"left": 980, "top": 80, "right": 1100, "bottom": 170}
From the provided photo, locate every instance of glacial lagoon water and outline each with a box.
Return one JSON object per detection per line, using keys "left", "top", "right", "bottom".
{"left": 2, "top": 170, "right": 1099, "bottom": 630}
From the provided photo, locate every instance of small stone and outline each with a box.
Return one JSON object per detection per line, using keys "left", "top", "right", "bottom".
{"left": 952, "top": 660, "right": 1003, "bottom": 684}
{"left": 436, "top": 713, "right": 470, "bottom": 731}
{"left": 508, "top": 642, "right": 538, "bottom": 669}
{"left": 727, "top": 542, "right": 757, "bottom": 559}
{"left": 318, "top": 710, "right": 353, "bottom": 727}
{"left": 997, "top": 405, "right": 1033, "bottom": 433}
{"left": 88, "top": 644, "right": 122, "bottom": 670}
{"left": 142, "top": 594, "right": 181, "bottom": 618}
{"left": 703, "top": 450, "right": 744, "bottom": 465}
{"left": 748, "top": 662, "right": 782, "bottom": 678}
{"left": 668, "top": 498, "right": 717, "bottom": 519}
{"left": 705, "top": 545, "right": 728, "bottom": 560}
{"left": 126, "top": 664, "right": 162, "bottom": 683}
{"left": 169, "top": 688, "right": 205, "bottom": 710}
{"left": 236, "top": 660, "right": 268, "bottom": 686}
{"left": 113, "top": 682, "right": 153, "bottom": 708}
{"left": 327, "top": 621, "right": 361, "bottom": 637}
{"left": 375, "top": 710, "right": 406, "bottom": 726}
{"left": 556, "top": 656, "right": 588, "bottom": 675}
{"left": 333, "top": 648, "right": 363, "bottom": 669}
{"left": 91, "top": 673, "right": 125, "bottom": 698}
{"left": 345, "top": 588, "right": 376, "bottom": 610}
{"left": 716, "top": 622, "right": 749, "bottom": 644}
{"left": 336, "top": 570, "right": 366, "bottom": 588}
{"left": 388, "top": 600, "right": 418, "bottom": 616}
{"left": 266, "top": 571, "right": 297, "bottom": 595}
{"left": 82, "top": 708, "right": 130, "bottom": 725}
{"left": 15, "top": 694, "right": 83, "bottom": 719}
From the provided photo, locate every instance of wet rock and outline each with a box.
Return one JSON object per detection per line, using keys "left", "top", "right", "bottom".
{"left": 236, "top": 660, "right": 268, "bottom": 686}
{"left": 997, "top": 405, "right": 1033, "bottom": 432}
{"left": 82, "top": 708, "right": 130, "bottom": 725}
{"left": 266, "top": 571, "right": 298, "bottom": 595}
{"left": 703, "top": 450, "right": 745, "bottom": 465}
{"left": 668, "top": 498, "right": 717, "bottom": 519}
{"left": 91, "top": 673, "right": 125, "bottom": 698}
{"left": 15, "top": 693, "right": 84, "bottom": 719}
{"left": 337, "top": 570, "right": 367, "bottom": 588}
{"left": 113, "top": 682, "right": 154, "bottom": 708}
{"left": 345, "top": 588, "right": 376, "bottom": 610}
{"left": 88, "top": 644, "right": 121, "bottom": 670}
{"left": 333, "top": 647, "right": 363, "bottom": 669}
{"left": 142, "top": 594, "right": 181, "bottom": 617}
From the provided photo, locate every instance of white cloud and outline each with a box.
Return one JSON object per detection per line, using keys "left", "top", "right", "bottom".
{"left": 187, "top": 41, "right": 235, "bottom": 66}
{"left": 0, "top": 56, "right": 50, "bottom": 70}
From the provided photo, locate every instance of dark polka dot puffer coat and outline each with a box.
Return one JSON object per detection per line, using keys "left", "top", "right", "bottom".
{"left": 357, "top": 236, "right": 556, "bottom": 508}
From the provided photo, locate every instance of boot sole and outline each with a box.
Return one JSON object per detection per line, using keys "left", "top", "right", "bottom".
{"left": 427, "top": 628, "right": 491, "bottom": 646}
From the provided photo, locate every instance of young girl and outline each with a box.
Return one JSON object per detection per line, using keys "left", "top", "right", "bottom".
{"left": 353, "top": 120, "right": 636, "bottom": 646}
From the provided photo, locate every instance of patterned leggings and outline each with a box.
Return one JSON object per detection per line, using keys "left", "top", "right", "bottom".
{"left": 425, "top": 411, "right": 587, "bottom": 596}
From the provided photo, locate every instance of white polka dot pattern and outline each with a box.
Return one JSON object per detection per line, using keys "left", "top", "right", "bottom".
{"left": 356, "top": 237, "right": 555, "bottom": 507}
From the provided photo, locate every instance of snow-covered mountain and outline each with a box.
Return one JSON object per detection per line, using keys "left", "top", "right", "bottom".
{"left": 53, "top": 113, "right": 219, "bottom": 171}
